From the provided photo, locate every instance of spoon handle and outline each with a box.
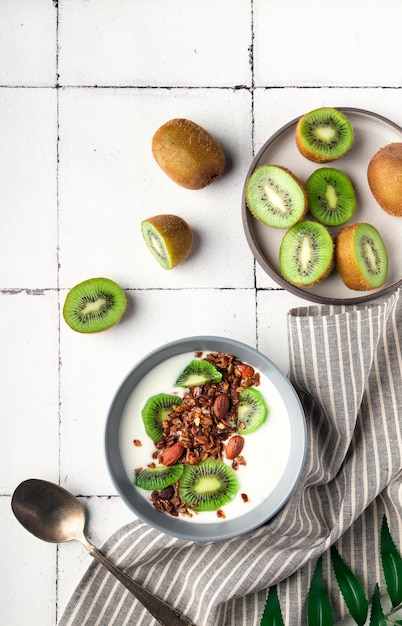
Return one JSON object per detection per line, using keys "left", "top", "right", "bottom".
{"left": 84, "top": 540, "right": 195, "bottom": 626}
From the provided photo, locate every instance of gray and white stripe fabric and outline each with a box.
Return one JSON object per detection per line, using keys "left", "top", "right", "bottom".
{"left": 59, "top": 287, "right": 402, "bottom": 626}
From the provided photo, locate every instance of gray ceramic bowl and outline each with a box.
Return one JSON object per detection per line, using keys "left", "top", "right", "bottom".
{"left": 105, "top": 336, "right": 306, "bottom": 542}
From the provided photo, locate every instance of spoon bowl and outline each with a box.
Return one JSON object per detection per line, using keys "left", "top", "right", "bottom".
{"left": 12, "top": 478, "right": 194, "bottom": 626}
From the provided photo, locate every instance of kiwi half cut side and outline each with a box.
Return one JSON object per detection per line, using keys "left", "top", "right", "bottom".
{"left": 279, "top": 220, "right": 334, "bottom": 287}
{"left": 134, "top": 464, "right": 184, "bottom": 491}
{"left": 178, "top": 459, "right": 239, "bottom": 512}
{"left": 62, "top": 277, "right": 127, "bottom": 333}
{"left": 296, "top": 107, "right": 354, "bottom": 163}
{"left": 306, "top": 167, "right": 356, "bottom": 227}
{"left": 236, "top": 387, "right": 268, "bottom": 435}
{"left": 245, "top": 164, "right": 308, "bottom": 229}
{"left": 174, "top": 359, "right": 222, "bottom": 387}
{"left": 141, "top": 214, "right": 193, "bottom": 270}
{"left": 336, "top": 222, "right": 388, "bottom": 290}
{"left": 141, "top": 393, "right": 182, "bottom": 443}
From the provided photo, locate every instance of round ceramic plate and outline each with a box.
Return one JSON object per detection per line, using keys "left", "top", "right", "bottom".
{"left": 242, "top": 108, "right": 402, "bottom": 304}
{"left": 105, "top": 336, "right": 306, "bottom": 543}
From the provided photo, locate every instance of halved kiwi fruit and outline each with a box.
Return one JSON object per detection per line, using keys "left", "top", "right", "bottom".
{"left": 296, "top": 107, "right": 354, "bottom": 163}
{"left": 367, "top": 142, "right": 402, "bottom": 216}
{"left": 236, "top": 387, "right": 268, "bottom": 435}
{"left": 62, "top": 277, "right": 127, "bottom": 333}
{"left": 152, "top": 118, "right": 225, "bottom": 190}
{"left": 178, "top": 459, "right": 239, "bottom": 511}
{"left": 245, "top": 164, "right": 308, "bottom": 228}
{"left": 279, "top": 220, "right": 334, "bottom": 287}
{"left": 141, "top": 393, "right": 182, "bottom": 443}
{"left": 305, "top": 167, "right": 356, "bottom": 227}
{"left": 134, "top": 464, "right": 184, "bottom": 491}
{"left": 141, "top": 214, "right": 193, "bottom": 270}
{"left": 336, "top": 222, "right": 388, "bottom": 290}
{"left": 174, "top": 359, "right": 222, "bottom": 387}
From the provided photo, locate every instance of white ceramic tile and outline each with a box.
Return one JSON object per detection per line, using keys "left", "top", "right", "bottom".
{"left": 0, "top": 292, "right": 59, "bottom": 494}
{"left": 0, "top": 88, "right": 58, "bottom": 288}
{"left": 59, "top": 288, "right": 257, "bottom": 494}
{"left": 257, "top": 289, "right": 309, "bottom": 375}
{"left": 58, "top": 0, "right": 251, "bottom": 87}
{"left": 0, "top": 0, "right": 57, "bottom": 86}
{"left": 58, "top": 87, "right": 254, "bottom": 289}
{"left": 253, "top": 0, "right": 402, "bottom": 87}
{"left": 1, "top": 497, "right": 57, "bottom": 626}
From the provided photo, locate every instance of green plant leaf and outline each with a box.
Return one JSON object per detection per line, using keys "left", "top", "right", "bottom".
{"left": 260, "top": 585, "right": 285, "bottom": 626}
{"left": 369, "top": 583, "right": 387, "bottom": 625}
{"left": 330, "top": 544, "right": 369, "bottom": 625}
{"left": 307, "top": 557, "right": 334, "bottom": 626}
{"left": 381, "top": 515, "right": 402, "bottom": 607}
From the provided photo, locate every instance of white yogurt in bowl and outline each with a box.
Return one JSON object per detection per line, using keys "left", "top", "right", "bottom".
{"left": 105, "top": 336, "right": 306, "bottom": 542}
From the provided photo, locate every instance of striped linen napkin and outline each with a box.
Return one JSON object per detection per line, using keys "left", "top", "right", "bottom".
{"left": 59, "top": 286, "right": 402, "bottom": 626}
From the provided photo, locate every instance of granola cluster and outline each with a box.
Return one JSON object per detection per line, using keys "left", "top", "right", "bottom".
{"left": 150, "top": 351, "right": 260, "bottom": 517}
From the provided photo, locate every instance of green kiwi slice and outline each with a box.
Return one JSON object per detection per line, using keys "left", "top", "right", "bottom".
{"left": 245, "top": 164, "right": 308, "bottom": 228}
{"left": 141, "top": 393, "right": 182, "bottom": 443}
{"left": 135, "top": 464, "right": 184, "bottom": 491}
{"left": 306, "top": 167, "right": 356, "bottom": 227}
{"left": 296, "top": 107, "right": 354, "bottom": 163}
{"left": 62, "top": 277, "right": 127, "bottom": 333}
{"left": 336, "top": 222, "right": 388, "bottom": 290}
{"left": 236, "top": 387, "right": 268, "bottom": 435}
{"left": 174, "top": 360, "right": 222, "bottom": 387}
{"left": 141, "top": 214, "right": 193, "bottom": 270}
{"left": 178, "top": 459, "right": 239, "bottom": 511}
{"left": 279, "top": 220, "right": 334, "bottom": 287}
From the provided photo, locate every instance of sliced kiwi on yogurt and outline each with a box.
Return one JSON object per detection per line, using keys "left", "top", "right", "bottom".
{"left": 62, "top": 277, "right": 127, "bottom": 333}
{"left": 141, "top": 214, "right": 193, "bottom": 270}
{"left": 279, "top": 220, "right": 334, "bottom": 287}
{"left": 141, "top": 393, "right": 182, "bottom": 443}
{"left": 174, "top": 360, "right": 222, "bottom": 387}
{"left": 236, "top": 387, "right": 268, "bottom": 435}
{"left": 178, "top": 459, "right": 239, "bottom": 511}
{"left": 245, "top": 164, "right": 308, "bottom": 228}
{"left": 134, "top": 464, "right": 184, "bottom": 491}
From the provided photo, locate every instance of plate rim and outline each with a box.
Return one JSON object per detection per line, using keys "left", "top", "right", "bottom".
{"left": 105, "top": 335, "right": 306, "bottom": 542}
{"left": 242, "top": 107, "right": 402, "bottom": 305}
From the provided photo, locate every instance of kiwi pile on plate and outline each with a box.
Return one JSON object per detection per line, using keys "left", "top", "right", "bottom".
{"left": 245, "top": 106, "right": 392, "bottom": 291}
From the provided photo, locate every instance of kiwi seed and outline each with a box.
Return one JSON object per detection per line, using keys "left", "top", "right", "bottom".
{"left": 152, "top": 118, "right": 225, "bottom": 190}
{"left": 245, "top": 164, "right": 308, "bottom": 229}
{"left": 279, "top": 220, "right": 334, "bottom": 287}
{"left": 174, "top": 359, "right": 222, "bottom": 387}
{"left": 367, "top": 142, "right": 402, "bottom": 216}
{"left": 134, "top": 464, "right": 184, "bottom": 491}
{"left": 305, "top": 167, "right": 356, "bottom": 227}
{"left": 336, "top": 222, "right": 388, "bottom": 290}
{"left": 178, "top": 459, "right": 239, "bottom": 512}
{"left": 141, "top": 214, "right": 193, "bottom": 270}
{"left": 236, "top": 387, "right": 268, "bottom": 435}
{"left": 62, "top": 277, "right": 127, "bottom": 333}
{"left": 296, "top": 107, "right": 354, "bottom": 163}
{"left": 141, "top": 393, "right": 182, "bottom": 444}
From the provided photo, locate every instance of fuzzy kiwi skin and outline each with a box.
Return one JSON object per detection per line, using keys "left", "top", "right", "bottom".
{"left": 295, "top": 107, "right": 354, "bottom": 163}
{"left": 335, "top": 223, "right": 388, "bottom": 290}
{"left": 367, "top": 143, "right": 402, "bottom": 216}
{"left": 152, "top": 119, "right": 225, "bottom": 190}
{"left": 141, "top": 214, "right": 193, "bottom": 269}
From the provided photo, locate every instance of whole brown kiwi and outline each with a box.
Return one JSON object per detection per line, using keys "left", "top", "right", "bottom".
{"left": 152, "top": 118, "right": 225, "bottom": 190}
{"left": 367, "top": 142, "right": 402, "bottom": 216}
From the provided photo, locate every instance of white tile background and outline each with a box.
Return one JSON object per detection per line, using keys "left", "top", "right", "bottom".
{"left": 1, "top": 1, "right": 401, "bottom": 625}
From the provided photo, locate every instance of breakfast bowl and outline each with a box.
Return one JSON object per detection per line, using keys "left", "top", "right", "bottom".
{"left": 105, "top": 336, "right": 306, "bottom": 542}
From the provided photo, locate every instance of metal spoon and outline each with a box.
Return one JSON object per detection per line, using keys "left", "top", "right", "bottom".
{"left": 11, "top": 478, "right": 194, "bottom": 626}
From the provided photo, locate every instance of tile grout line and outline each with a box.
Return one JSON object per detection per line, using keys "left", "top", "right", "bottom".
{"left": 250, "top": 0, "right": 259, "bottom": 351}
